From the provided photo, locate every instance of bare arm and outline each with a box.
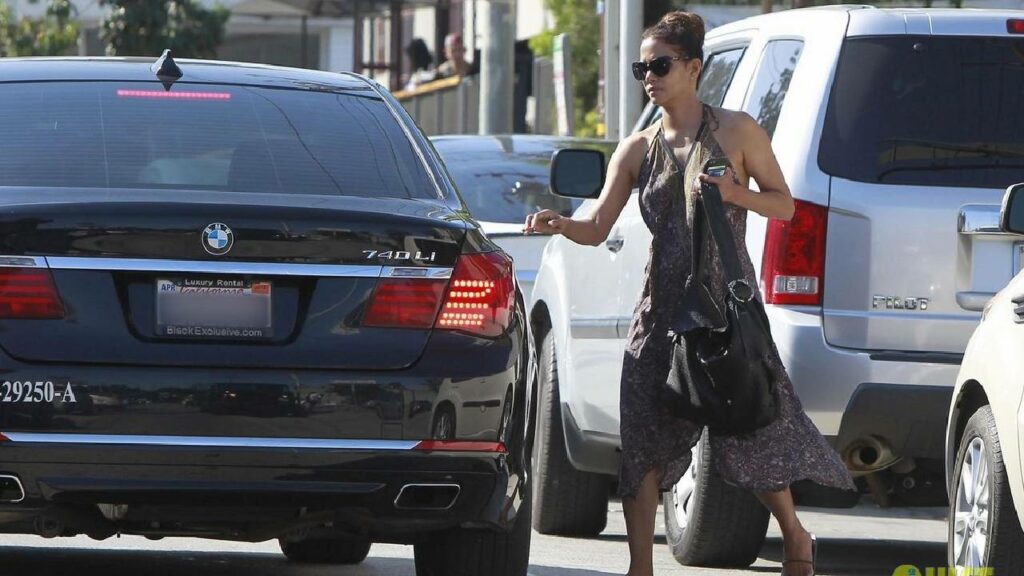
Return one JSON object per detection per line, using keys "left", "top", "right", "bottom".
{"left": 699, "top": 113, "right": 795, "bottom": 221}
{"left": 524, "top": 134, "right": 647, "bottom": 245}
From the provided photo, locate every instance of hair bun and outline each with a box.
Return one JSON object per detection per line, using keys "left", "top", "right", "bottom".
{"left": 643, "top": 11, "right": 705, "bottom": 62}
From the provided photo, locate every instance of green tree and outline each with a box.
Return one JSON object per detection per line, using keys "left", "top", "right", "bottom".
{"left": 529, "top": 0, "right": 682, "bottom": 137}
{"left": 529, "top": 0, "right": 600, "bottom": 136}
{"left": 0, "top": 0, "right": 78, "bottom": 57}
{"left": 99, "top": 0, "right": 229, "bottom": 59}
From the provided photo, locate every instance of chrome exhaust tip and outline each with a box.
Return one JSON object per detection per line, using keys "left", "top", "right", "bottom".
{"left": 394, "top": 483, "right": 461, "bottom": 510}
{"left": 843, "top": 435, "right": 900, "bottom": 476}
{"left": 0, "top": 474, "right": 25, "bottom": 503}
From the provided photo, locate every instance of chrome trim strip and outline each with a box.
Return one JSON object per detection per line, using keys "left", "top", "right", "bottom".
{"left": 382, "top": 266, "right": 453, "bottom": 279}
{"left": 569, "top": 317, "right": 625, "bottom": 339}
{"left": 0, "top": 256, "right": 45, "bottom": 268}
{"left": 958, "top": 204, "right": 1008, "bottom": 235}
{"left": 0, "top": 475, "right": 25, "bottom": 503}
{"left": 393, "top": 483, "right": 462, "bottom": 511}
{"left": 0, "top": 433, "right": 420, "bottom": 450}
{"left": 45, "top": 257, "right": 384, "bottom": 278}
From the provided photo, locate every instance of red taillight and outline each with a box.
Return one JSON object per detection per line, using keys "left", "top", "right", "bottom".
{"left": 435, "top": 252, "right": 515, "bottom": 337}
{"left": 1008, "top": 19, "right": 1024, "bottom": 34}
{"left": 760, "top": 200, "right": 827, "bottom": 307}
{"left": 361, "top": 252, "right": 514, "bottom": 336}
{"left": 116, "top": 90, "right": 232, "bottom": 101}
{"left": 363, "top": 279, "right": 447, "bottom": 329}
{"left": 0, "top": 267, "right": 65, "bottom": 319}
{"left": 413, "top": 440, "right": 507, "bottom": 452}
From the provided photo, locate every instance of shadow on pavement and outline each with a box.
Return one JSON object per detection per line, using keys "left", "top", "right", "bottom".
{"left": 0, "top": 546, "right": 623, "bottom": 576}
{"left": 759, "top": 536, "right": 947, "bottom": 576}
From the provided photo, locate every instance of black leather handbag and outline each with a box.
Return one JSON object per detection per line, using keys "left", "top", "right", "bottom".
{"left": 662, "top": 156, "right": 780, "bottom": 435}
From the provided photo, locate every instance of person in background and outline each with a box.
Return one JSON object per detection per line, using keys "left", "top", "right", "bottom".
{"left": 437, "top": 32, "right": 472, "bottom": 78}
{"left": 403, "top": 38, "right": 436, "bottom": 90}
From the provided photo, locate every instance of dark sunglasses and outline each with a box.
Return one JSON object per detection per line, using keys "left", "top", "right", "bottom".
{"left": 631, "top": 55, "right": 685, "bottom": 81}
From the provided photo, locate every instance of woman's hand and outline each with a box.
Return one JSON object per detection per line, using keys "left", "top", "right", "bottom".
{"left": 524, "top": 209, "right": 568, "bottom": 235}
{"left": 694, "top": 166, "right": 744, "bottom": 205}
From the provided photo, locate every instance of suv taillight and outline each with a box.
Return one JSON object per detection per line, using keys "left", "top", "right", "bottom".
{"left": 760, "top": 199, "right": 827, "bottom": 307}
{"left": 362, "top": 251, "right": 515, "bottom": 337}
{"left": 0, "top": 266, "right": 65, "bottom": 319}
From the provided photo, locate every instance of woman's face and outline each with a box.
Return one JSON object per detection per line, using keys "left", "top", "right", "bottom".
{"left": 638, "top": 37, "right": 700, "bottom": 107}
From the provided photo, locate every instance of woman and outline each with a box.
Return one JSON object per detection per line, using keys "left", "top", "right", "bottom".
{"left": 523, "top": 11, "right": 855, "bottom": 576}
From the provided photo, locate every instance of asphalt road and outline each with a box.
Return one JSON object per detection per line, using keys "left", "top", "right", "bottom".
{"left": 0, "top": 499, "right": 948, "bottom": 576}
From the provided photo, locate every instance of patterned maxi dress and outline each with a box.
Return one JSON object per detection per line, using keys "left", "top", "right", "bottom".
{"left": 617, "top": 105, "right": 856, "bottom": 498}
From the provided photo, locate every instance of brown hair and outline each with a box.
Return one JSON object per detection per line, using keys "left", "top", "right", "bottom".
{"left": 641, "top": 11, "right": 705, "bottom": 62}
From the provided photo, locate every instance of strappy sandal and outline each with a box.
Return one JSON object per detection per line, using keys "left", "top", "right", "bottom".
{"left": 781, "top": 532, "right": 817, "bottom": 576}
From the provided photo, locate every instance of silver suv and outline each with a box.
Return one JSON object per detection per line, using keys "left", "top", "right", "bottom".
{"left": 529, "top": 6, "right": 1024, "bottom": 567}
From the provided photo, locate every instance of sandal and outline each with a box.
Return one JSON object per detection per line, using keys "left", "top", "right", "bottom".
{"left": 781, "top": 532, "right": 816, "bottom": 576}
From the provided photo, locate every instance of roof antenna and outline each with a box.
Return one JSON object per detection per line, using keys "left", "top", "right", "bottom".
{"left": 151, "top": 49, "right": 183, "bottom": 91}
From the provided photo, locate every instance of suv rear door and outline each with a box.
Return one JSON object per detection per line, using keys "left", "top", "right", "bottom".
{"left": 819, "top": 27, "right": 1024, "bottom": 354}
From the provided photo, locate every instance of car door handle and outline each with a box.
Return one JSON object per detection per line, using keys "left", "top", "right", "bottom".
{"left": 605, "top": 235, "right": 624, "bottom": 253}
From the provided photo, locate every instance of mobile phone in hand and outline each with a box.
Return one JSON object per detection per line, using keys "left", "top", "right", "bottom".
{"left": 702, "top": 159, "right": 730, "bottom": 197}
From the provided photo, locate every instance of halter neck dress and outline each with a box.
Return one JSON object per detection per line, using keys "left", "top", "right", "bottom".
{"left": 617, "top": 104, "right": 856, "bottom": 498}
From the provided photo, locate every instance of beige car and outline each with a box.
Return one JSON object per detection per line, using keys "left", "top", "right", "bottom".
{"left": 946, "top": 182, "right": 1024, "bottom": 574}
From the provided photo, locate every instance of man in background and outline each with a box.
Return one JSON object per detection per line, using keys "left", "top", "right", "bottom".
{"left": 437, "top": 33, "right": 472, "bottom": 78}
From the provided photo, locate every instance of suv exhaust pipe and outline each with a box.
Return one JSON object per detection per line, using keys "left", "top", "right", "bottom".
{"left": 0, "top": 475, "right": 25, "bottom": 503}
{"left": 394, "top": 483, "right": 461, "bottom": 510}
{"left": 843, "top": 435, "right": 899, "bottom": 475}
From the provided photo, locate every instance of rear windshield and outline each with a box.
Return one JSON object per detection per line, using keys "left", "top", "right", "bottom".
{"left": 0, "top": 81, "right": 438, "bottom": 199}
{"left": 436, "top": 143, "right": 587, "bottom": 224}
{"left": 819, "top": 36, "right": 1024, "bottom": 189}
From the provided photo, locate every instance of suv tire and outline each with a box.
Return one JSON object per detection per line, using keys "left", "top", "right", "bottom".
{"left": 279, "top": 537, "right": 371, "bottom": 564}
{"left": 663, "top": 430, "right": 769, "bottom": 567}
{"left": 531, "top": 332, "right": 610, "bottom": 536}
{"left": 413, "top": 489, "right": 532, "bottom": 576}
{"left": 948, "top": 406, "right": 1024, "bottom": 573}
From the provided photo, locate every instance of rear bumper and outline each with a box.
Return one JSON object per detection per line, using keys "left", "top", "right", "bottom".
{"left": 0, "top": 439, "right": 517, "bottom": 542}
{"left": 768, "top": 305, "right": 960, "bottom": 461}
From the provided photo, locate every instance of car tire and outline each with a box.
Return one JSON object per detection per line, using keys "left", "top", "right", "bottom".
{"left": 413, "top": 487, "right": 532, "bottom": 576}
{"left": 278, "top": 537, "right": 371, "bottom": 564}
{"left": 432, "top": 404, "right": 456, "bottom": 440}
{"left": 663, "top": 429, "right": 769, "bottom": 567}
{"left": 531, "top": 332, "right": 610, "bottom": 536}
{"left": 948, "top": 405, "right": 1024, "bottom": 574}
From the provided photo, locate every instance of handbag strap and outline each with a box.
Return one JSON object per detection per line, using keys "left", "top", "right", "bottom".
{"left": 698, "top": 180, "right": 751, "bottom": 299}
{"left": 656, "top": 109, "right": 750, "bottom": 299}
{"left": 657, "top": 112, "right": 708, "bottom": 284}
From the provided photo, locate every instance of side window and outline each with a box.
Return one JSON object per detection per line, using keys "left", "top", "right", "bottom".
{"left": 696, "top": 47, "right": 747, "bottom": 106}
{"left": 742, "top": 40, "right": 804, "bottom": 139}
{"left": 640, "top": 46, "right": 747, "bottom": 130}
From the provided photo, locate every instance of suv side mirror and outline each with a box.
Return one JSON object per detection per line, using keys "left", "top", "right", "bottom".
{"left": 999, "top": 183, "right": 1024, "bottom": 234}
{"left": 550, "top": 149, "right": 605, "bottom": 199}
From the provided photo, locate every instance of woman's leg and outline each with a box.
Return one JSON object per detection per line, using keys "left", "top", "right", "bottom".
{"left": 756, "top": 488, "right": 815, "bottom": 576}
{"left": 622, "top": 468, "right": 663, "bottom": 576}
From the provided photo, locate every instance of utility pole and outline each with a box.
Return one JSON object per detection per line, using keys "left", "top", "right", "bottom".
{"left": 479, "top": 0, "right": 516, "bottom": 135}
{"left": 602, "top": 0, "right": 620, "bottom": 141}
{"left": 618, "top": 0, "right": 642, "bottom": 138}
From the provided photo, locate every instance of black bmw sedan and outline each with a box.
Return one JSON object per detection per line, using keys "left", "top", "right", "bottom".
{"left": 0, "top": 55, "right": 533, "bottom": 576}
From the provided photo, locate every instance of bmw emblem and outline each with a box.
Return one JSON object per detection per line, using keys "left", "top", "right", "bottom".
{"left": 202, "top": 223, "right": 234, "bottom": 256}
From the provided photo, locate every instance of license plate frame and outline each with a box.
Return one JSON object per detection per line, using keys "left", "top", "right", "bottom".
{"left": 155, "top": 277, "right": 273, "bottom": 339}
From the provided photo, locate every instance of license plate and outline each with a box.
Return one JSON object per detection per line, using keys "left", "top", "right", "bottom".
{"left": 156, "top": 278, "right": 273, "bottom": 339}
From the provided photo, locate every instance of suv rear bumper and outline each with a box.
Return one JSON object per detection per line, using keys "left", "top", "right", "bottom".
{"left": 768, "top": 306, "right": 959, "bottom": 462}
{"left": 0, "top": 439, "right": 519, "bottom": 543}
